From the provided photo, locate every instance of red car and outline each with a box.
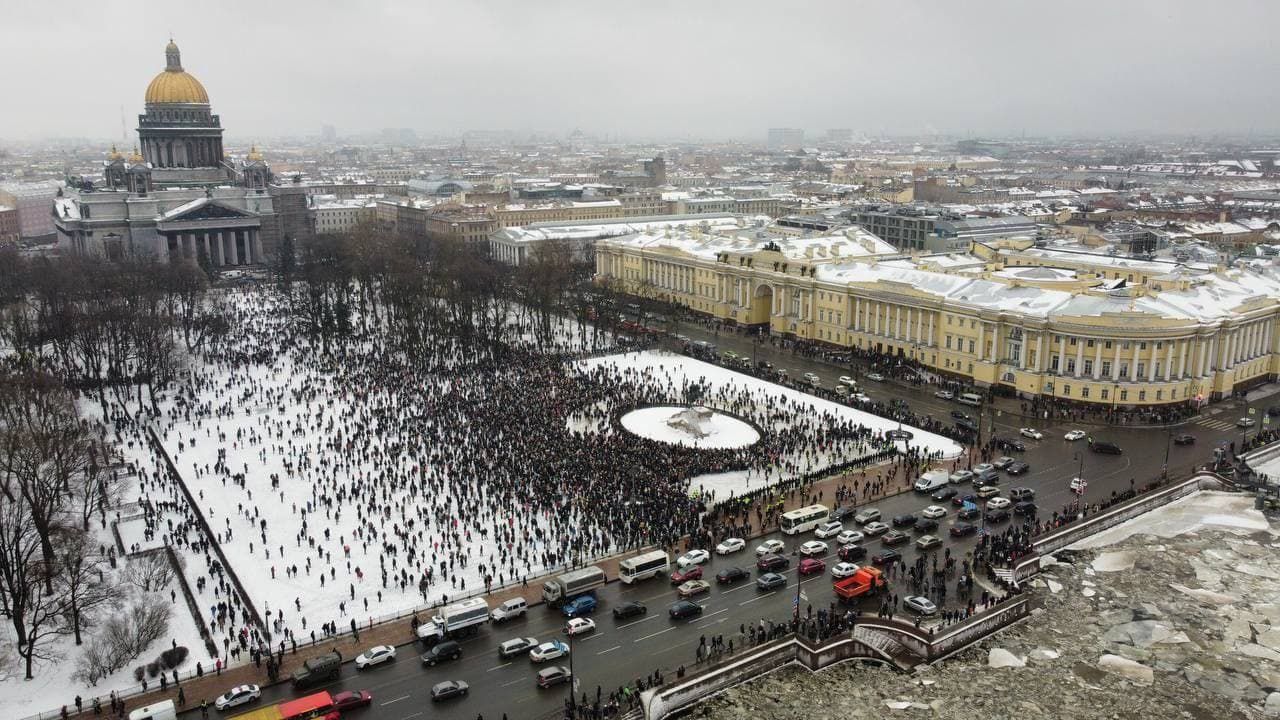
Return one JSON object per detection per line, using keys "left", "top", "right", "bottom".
{"left": 333, "top": 690, "right": 373, "bottom": 711}
{"left": 669, "top": 565, "right": 703, "bottom": 584}
{"left": 798, "top": 557, "right": 826, "bottom": 576}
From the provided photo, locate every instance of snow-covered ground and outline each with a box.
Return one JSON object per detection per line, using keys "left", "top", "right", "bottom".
{"left": 620, "top": 406, "right": 761, "bottom": 449}
{"left": 1068, "top": 490, "right": 1274, "bottom": 550}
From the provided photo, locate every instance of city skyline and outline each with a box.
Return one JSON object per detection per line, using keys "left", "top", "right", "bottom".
{"left": 3, "top": 0, "right": 1280, "bottom": 142}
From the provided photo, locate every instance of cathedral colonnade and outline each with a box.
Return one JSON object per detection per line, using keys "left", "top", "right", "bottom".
{"left": 163, "top": 227, "right": 263, "bottom": 266}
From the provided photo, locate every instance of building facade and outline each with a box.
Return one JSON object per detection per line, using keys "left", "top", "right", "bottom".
{"left": 595, "top": 234, "right": 1280, "bottom": 408}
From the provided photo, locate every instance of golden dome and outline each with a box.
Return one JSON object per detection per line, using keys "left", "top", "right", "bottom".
{"left": 144, "top": 39, "right": 209, "bottom": 105}
{"left": 246, "top": 145, "right": 263, "bottom": 161}
{"left": 107, "top": 145, "right": 124, "bottom": 161}
{"left": 128, "top": 146, "right": 145, "bottom": 164}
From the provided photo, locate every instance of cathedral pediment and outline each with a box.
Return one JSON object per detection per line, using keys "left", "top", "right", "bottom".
{"left": 160, "top": 197, "right": 255, "bottom": 222}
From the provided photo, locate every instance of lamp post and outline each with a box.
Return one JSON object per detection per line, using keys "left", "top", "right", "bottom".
{"left": 567, "top": 628, "right": 576, "bottom": 713}
{"left": 1162, "top": 425, "right": 1172, "bottom": 480}
{"left": 1073, "top": 451, "right": 1086, "bottom": 519}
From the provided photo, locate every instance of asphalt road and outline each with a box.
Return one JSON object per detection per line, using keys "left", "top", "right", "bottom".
{"left": 224, "top": 325, "right": 1269, "bottom": 720}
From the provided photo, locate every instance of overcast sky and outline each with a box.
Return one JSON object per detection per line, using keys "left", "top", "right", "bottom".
{"left": 3, "top": 0, "right": 1277, "bottom": 142}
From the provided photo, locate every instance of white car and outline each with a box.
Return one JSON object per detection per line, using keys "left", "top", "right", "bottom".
{"left": 934, "top": 390, "right": 954, "bottom": 400}
{"left": 803, "top": 372, "right": 821, "bottom": 386}
{"left": 1238, "top": 417, "right": 1257, "bottom": 428}
{"left": 799, "top": 540, "right": 828, "bottom": 557}
{"left": 853, "top": 508, "right": 881, "bottom": 524}
{"left": 831, "top": 562, "right": 860, "bottom": 579}
{"left": 677, "top": 579, "right": 712, "bottom": 598}
{"left": 1064, "top": 430, "right": 1086, "bottom": 441}
{"left": 985, "top": 497, "right": 1011, "bottom": 511}
{"left": 865, "top": 372, "right": 885, "bottom": 381}
{"left": 838, "top": 375, "right": 856, "bottom": 388}
{"left": 715, "top": 537, "right": 745, "bottom": 555}
{"left": 972, "top": 463, "right": 994, "bottom": 475}
{"left": 863, "top": 521, "right": 890, "bottom": 536}
{"left": 814, "top": 521, "right": 843, "bottom": 539}
{"left": 903, "top": 595, "right": 938, "bottom": 616}
{"left": 354, "top": 645, "right": 396, "bottom": 669}
{"left": 529, "top": 640, "right": 570, "bottom": 662}
{"left": 214, "top": 685, "right": 261, "bottom": 711}
{"left": 564, "top": 618, "right": 596, "bottom": 637}
{"left": 852, "top": 392, "right": 872, "bottom": 403}
{"left": 921, "top": 505, "right": 947, "bottom": 519}
{"left": 677, "top": 549, "right": 710, "bottom": 568}
{"left": 1069, "top": 477, "right": 1088, "bottom": 493}
{"left": 1019, "top": 427, "right": 1044, "bottom": 440}
{"left": 835, "top": 529, "right": 864, "bottom": 546}
{"left": 755, "top": 539, "right": 786, "bottom": 556}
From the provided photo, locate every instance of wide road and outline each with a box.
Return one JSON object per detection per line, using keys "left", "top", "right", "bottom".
{"left": 230, "top": 326, "right": 1271, "bottom": 720}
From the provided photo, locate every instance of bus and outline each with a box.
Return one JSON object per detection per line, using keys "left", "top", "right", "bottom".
{"left": 780, "top": 504, "right": 830, "bottom": 535}
{"left": 230, "top": 692, "right": 333, "bottom": 720}
{"left": 618, "top": 550, "right": 669, "bottom": 584}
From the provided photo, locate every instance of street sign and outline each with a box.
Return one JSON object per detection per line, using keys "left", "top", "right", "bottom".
{"left": 1250, "top": 407, "right": 1258, "bottom": 416}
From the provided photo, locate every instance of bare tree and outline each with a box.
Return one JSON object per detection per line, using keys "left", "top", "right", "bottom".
{"left": 58, "top": 528, "right": 117, "bottom": 645}
{"left": 0, "top": 496, "right": 70, "bottom": 679}
{"left": 125, "top": 552, "right": 177, "bottom": 593}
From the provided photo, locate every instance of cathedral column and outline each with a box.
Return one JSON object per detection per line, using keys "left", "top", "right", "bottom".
{"left": 242, "top": 230, "right": 254, "bottom": 264}
{"left": 229, "top": 232, "right": 240, "bottom": 265}
{"left": 254, "top": 229, "right": 263, "bottom": 264}
{"left": 202, "top": 233, "right": 211, "bottom": 261}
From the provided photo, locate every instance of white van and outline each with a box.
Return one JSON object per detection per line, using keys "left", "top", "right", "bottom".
{"left": 957, "top": 393, "right": 983, "bottom": 406}
{"left": 129, "top": 701, "right": 177, "bottom": 720}
{"left": 913, "top": 470, "right": 950, "bottom": 493}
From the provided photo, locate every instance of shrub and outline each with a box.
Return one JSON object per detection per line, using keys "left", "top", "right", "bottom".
{"left": 159, "top": 646, "right": 189, "bottom": 669}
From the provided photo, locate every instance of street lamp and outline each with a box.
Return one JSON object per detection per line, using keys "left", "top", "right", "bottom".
{"left": 1073, "top": 451, "right": 1086, "bottom": 519}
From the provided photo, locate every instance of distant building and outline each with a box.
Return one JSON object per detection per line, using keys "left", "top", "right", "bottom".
{"left": 313, "top": 195, "right": 378, "bottom": 234}
{"left": 0, "top": 205, "right": 18, "bottom": 244}
{"left": 320, "top": 124, "right": 337, "bottom": 142}
{"left": 767, "top": 128, "right": 804, "bottom": 150}
{"left": 490, "top": 213, "right": 745, "bottom": 267}
{"left": 823, "top": 129, "right": 853, "bottom": 144}
{"left": 0, "top": 181, "right": 60, "bottom": 240}
{"left": 424, "top": 204, "right": 498, "bottom": 244}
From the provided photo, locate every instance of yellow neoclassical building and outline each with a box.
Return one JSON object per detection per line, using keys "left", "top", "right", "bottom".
{"left": 595, "top": 232, "right": 1280, "bottom": 408}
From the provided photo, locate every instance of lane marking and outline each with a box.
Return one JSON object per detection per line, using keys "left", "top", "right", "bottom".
{"left": 501, "top": 677, "right": 526, "bottom": 687}
{"left": 597, "top": 645, "right": 621, "bottom": 655}
{"left": 740, "top": 591, "right": 775, "bottom": 605}
{"left": 486, "top": 662, "right": 512, "bottom": 672}
{"left": 381, "top": 695, "right": 409, "bottom": 705}
{"left": 635, "top": 626, "right": 675, "bottom": 642}
{"left": 400, "top": 714, "right": 423, "bottom": 720}
{"left": 615, "top": 614, "right": 659, "bottom": 630}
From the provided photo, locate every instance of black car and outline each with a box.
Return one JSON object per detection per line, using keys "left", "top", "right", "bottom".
{"left": 951, "top": 493, "right": 978, "bottom": 507}
{"left": 715, "top": 567, "right": 749, "bottom": 584}
{"left": 949, "top": 522, "right": 978, "bottom": 537}
{"left": 669, "top": 600, "right": 703, "bottom": 620}
{"left": 1006, "top": 461, "right": 1030, "bottom": 475}
{"left": 995, "top": 437, "right": 1026, "bottom": 452}
{"left": 1009, "top": 487, "right": 1036, "bottom": 502}
{"left": 1090, "top": 441, "right": 1123, "bottom": 455}
{"left": 756, "top": 572, "right": 787, "bottom": 591}
{"left": 984, "top": 509, "right": 1011, "bottom": 523}
{"left": 871, "top": 549, "right": 901, "bottom": 566}
{"left": 756, "top": 553, "right": 790, "bottom": 572}
{"left": 838, "top": 544, "right": 867, "bottom": 562}
{"left": 914, "top": 518, "right": 939, "bottom": 533}
{"left": 957, "top": 506, "right": 980, "bottom": 520}
{"left": 955, "top": 418, "right": 979, "bottom": 432}
{"left": 612, "top": 601, "right": 647, "bottom": 620}
{"left": 421, "top": 640, "right": 462, "bottom": 666}
{"left": 891, "top": 513, "right": 918, "bottom": 528}
{"left": 932, "top": 487, "right": 958, "bottom": 502}
{"left": 430, "top": 681, "right": 469, "bottom": 702}
{"left": 950, "top": 410, "right": 971, "bottom": 420}
{"left": 831, "top": 505, "right": 857, "bottom": 522}
{"left": 1013, "top": 501, "right": 1038, "bottom": 517}
{"left": 1173, "top": 433, "right": 1196, "bottom": 446}
{"left": 882, "top": 530, "right": 911, "bottom": 546}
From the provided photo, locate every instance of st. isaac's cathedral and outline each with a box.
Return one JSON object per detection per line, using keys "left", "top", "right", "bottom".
{"left": 54, "top": 40, "right": 303, "bottom": 265}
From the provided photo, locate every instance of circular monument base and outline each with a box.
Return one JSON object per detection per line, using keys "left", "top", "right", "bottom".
{"left": 619, "top": 405, "right": 761, "bottom": 449}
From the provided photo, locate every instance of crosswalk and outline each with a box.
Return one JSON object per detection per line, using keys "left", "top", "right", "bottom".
{"left": 1194, "top": 417, "right": 1239, "bottom": 432}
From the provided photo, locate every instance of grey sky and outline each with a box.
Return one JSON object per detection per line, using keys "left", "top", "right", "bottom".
{"left": 3, "top": 0, "right": 1277, "bottom": 142}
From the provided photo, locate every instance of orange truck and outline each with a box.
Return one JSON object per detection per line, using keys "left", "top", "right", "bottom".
{"left": 833, "top": 566, "right": 885, "bottom": 603}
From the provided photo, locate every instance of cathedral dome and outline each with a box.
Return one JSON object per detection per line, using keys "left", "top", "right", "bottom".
{"left": 144, "top": 40, "right": 209, "bottom": 105}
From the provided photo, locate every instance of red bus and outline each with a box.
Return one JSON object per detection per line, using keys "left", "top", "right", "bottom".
{"left": 231, "top": 691, "right": 334, "bottom": 720}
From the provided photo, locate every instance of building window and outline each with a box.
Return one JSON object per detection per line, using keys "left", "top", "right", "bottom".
{"left": 1066, "top": 358, "right": 1076, "bottom": 373}
{"left": 1101, "top": 388, "right": 1109, "bottom": 400}
{"left": 1083, "top": 360, "right": 1093, "bottom": 375}
{"left": 1081, "top": 387, "right": 1090, "bottom": 398}
{"left": 1119, "top": 363, "right": 1129, "bottom": 378}
{"left": 1101, "top": 361, "right": 1111, "bottom": 377}
{"left": 946, "top": 336, "right": 952, "bottom": 349}
{"left": 1136, "top": 363, "right": 1145, "bottom": 377}
{"left": 1050, "top": 355, "right": 1060, "bottom": 371}
{"left": 1156, "top": 390, "right": 1163, "bottom": 400}
{"left": 1086, "top": 339, "right": 1095, "bottom": 348}
{"left": 1139, "top": 342, "right": 1147, "bottom": 350}
{"left": 1069, "top": 337, "right": 1077, "bottom": 346}
{"left": 968, "top": 340, "right": 975, "bottom": 354}
{"left": 1121, "top": 390, "right": 1128, "bottom": 401}
{"left": 1139, "top": 390, "right": 1146, "bottom": 401}
{"left": 1104, "top": 341, "right": 1112, "bottom": 349}
{"left": 1063, "top": 385, "right": 1071, "bottom": 396}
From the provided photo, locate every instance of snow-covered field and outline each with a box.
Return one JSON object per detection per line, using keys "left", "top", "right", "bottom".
{"left": 620, "top": 405, "right": 762, "bottom": 449}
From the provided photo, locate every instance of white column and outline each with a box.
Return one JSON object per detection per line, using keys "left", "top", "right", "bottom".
{"left": 1132, "top": 341, "right": 1142, "bottom": 377}
{"left": 214, "top": 232, "right": 225, "bottom": 266}
{"left": 1206, "top": 336, "right": 1217, "bottom": 374}
{"left": 1036, "top": 333, "right": 1045, "bottom": 372}
{"left": 1164, "top": 341, "right": 1175, "bottom": 381}
{"left": 1093, "top": 341, "right": 1103, "bottom": 380}
{"left": 1147, "top": 341, "right": 1159, "bottom": 381}
{"left": 1196, "top": 337, "right": 1207, "bottom": 377}
{"left": 1112, "top": 340, "right": 1122, "bottom": 380}
{"left": 230, "top": 232, "right": 240, "bottom": 265}
{"left": 927, "top": 314, "right": 934, "bottom": 347}
{"left": 854, "top": 298, "right": 861, "bottom": 331}
{"left": 1075, "top": 338, "right": 1085, "bottom": 378}
{"left": 202, "top": 233, "right": 211, "bottom": 260}
{"left": 874, "top": 303, "right": 881, "bottom": 335}
{"left": 977, "top": 323, "right": 986, "bottom": 361}
{"left": 1178, "top": 340, "right": 1189, "bottom": 379}
{"left": 894, "top": 305, "right": 902, "bottom": 340}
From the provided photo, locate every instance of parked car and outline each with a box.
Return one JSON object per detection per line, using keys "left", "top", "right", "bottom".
{"left": 1014, "top": 501, "right": 1038, "bottom": 517}
{"left": 1090, "top": 441, "right": 1123, "bottom": 455}
{"left": 755, "top": 539, "right": 786, "bottom": 556}
{"left": 756, "top": 572, "right": 787, "bottom": 591}
{"left": 430, "top": 681, "right": 468, "bottom": 702}
{"left": 1064, "top": 429, "right": 1086, "bottom": 441}
{"left": 865, "top": 372, "right": 885, "bottom": 381}
{"left": 915, "top": 535, "right": 942, "bottom": 551}
{"left": 992, "top": 456, "right": 1016, "bottom": 470}
{"left": 972, "top": 463, "right": 995, "bottom": 475}
{"left": 862, "top": 521, "right": 890, "bottom": 536}
{"left": 757, "top": 553, "right": 790, "bottom": 572}
{"left": 976, "top": 485, "right": 1001, "bottom": 499}
{"left": 950, "top": 410, "right": 972, "bottom": 421}
{"left": 949, "top": 470, "right": 974, "bottom": 485}
{"left": 677, "top": 549, "right": 710, "bottom": 567}
{"left": 798, "top": 558, "right": 826, "bottom": 575}
{"left": 422, "top": 641, "right": 462, "bottom": 666}
{"left": 799, "top": 540, "right": 828, "bottom": 557}
{"left": 803, "top": 372, "right": 821, "bottom": 387}
{"left": 1069, "top": 477, "right": 1088, "bottom": 493}
{"left": 214, "top": 685, "right": 261, "bottom": 711}
{"left": 612, "top": 602, "right": 646, "bottom": 620}
{"left": 529, "top": 641, "right": 570, "bottom": 663}
{"left": 986, "top": 497, "right": 1012, "bottom": 511}
{"left": 831, "top": 505, "right": 857, "bottom": 522}
{"left": 931, "top": 486, "right": 958, "bottom": 502}
{"left": 716, "top": 566, "right": 749, "bottom": 584}
{"left": 950, "top": 522, "right": 978, "bottom": 537}
{"left": 1019, "top": 428, "right": 1044, "bottom": 440}
{"left": 831, "top": 562, "right": 860, "bottom": 579}
{"left": 814, "top": 520, "right": 843, "bottom": 539}
{"left": 1009, "top": 487, "right": 1036, "bottom": 502}
{"left": 1173, "top": 433, "right": 1196, "bottom": 445}
{"left": 871, "top": 549, "right": 901, "bottom": 566}
{"left": 491, "top": 598, "right": 528, "bottom": 623}
{"left": 881, "top": 530, "right": 911, "bottom": 546}
{"left": 354, "top": 645, "right": 396, "bottom": 670}
{"left": 904, "top": 596, "right": 938, "bottom": 616}
{"left": 984, "top": 508, "right": 1011, "bottom": 523}
{"left": 715, "top": 537, "right": 746, "bottom": 554}
{"left": 934, "top": 390, "right": 954, "bottom": 400}
{"left": 536, "top": 666, "right": 572, "bottom": 688}
{"left": 564, "top": 618, "right": 596, "bottom": 637}
{"left": 957, "top": 506, "right": 980, "bottom": 521}
{"left": 921, "top": 505, "right": 947, "bottom": 519}
{"left": 913, "top": 518, "right": 938, "bottom": 533}
{"left": 973, "top": 468, "right": 999, "bottom": 485}
{"left": 891, "top": 513, "right": 917, "bottom": 528}
{"left": 498, "top": 637, "right": 538, "bottom": 660}
{"left": 836, "top": 529, "right": 865, "bottom": 545}
{"left": 1006, "top": 461, "right": 1030, "bottom": 475}
{"left": 951, "top": 493, "right": 978, "bottom": 508}
{"left": 668, "top": 600, "right": 704, "bottom": 619}
{"left": 677, "top": 580, "right": 711, "bottom": 598}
